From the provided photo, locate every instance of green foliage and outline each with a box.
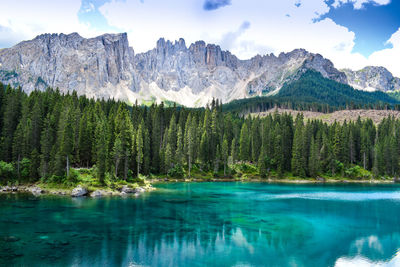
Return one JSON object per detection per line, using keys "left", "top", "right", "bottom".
{"left": 167, "top": 164, "right": 185, "bottom": 179}
{"left": 1, "top": 81, "right": 400, "bottom": 186}
{"left": 66, "top": 168, "right": 79, "bottom": 185}
{"left": 0, "top": 161, "right": 14, "bottom": 183}
{"left": 223, "top": 70, "right": 400, "bottom": 114}
{"left": 19, "top": 158, "right": 31, "bottom": 180}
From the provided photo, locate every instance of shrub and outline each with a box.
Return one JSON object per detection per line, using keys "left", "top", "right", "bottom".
{"left": 17, "top": 158, "right": 31, "bottom": 180}
{"left": 0, "top": 161, "right": 14, "bottom": 183}
{"left": 48, "top": 175, "right": 64, "bottom": 184}
{"left": 167, "top": 164, "right": 185, "bottom": 178}
{"left": 66, "top": 169, "right": 79, "bottom": 185}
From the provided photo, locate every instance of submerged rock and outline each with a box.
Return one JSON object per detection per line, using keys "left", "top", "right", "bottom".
{"left": 90, "top": 190, "right": 104, "bottom": 198}
{"left": 71, "top": 186, "right": 88, "bottom": 197}
{"left": 4, "top": 236, "right": 20, "bottom": 242}
{"left": 135, "top": 187, "right": 145, "bottom": 194}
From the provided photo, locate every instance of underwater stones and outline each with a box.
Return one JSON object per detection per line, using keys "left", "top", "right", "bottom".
{"left": 90, "top": 190, "right": 104, "bottom": 197}
{"left": 3, "top": 236, "right": 20, "bottom": 242}
{"left": 135, "top": 187, "right": 145, "bottom": 194}
{"left": 163, "top": 199, "right": 191, "bottom": 204}
{"left": 71, "top": 186, "right": 88, "bottom": 197}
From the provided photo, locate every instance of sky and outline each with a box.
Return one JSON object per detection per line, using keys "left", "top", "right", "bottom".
{"left": 0, "top": 0, "right": 399, "bottom": 76}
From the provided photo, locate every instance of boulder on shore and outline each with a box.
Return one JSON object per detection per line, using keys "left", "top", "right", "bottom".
{"left": 30, "top": 187, "right": 44, "bottom": 195}
{"left": 0, "top": 186, "right": 17, "bottom": 192}
{"left": 71, "top": 186, "right": 88, "bottom": 197}
{"left": 135, "top": 187, "right": 146, "bottom": 194}
{"left": 121, "top": 185, "right": 135, "bottom": 194}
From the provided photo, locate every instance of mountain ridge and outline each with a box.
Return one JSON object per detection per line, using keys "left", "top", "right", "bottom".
{"left": 0, "top": 32, "right": 399, "bottom": 107}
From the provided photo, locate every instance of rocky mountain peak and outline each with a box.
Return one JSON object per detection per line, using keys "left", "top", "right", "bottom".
{"left": 343, "top": 66, "right": 400, "bottom": 92}
{"left": 0, "top": 32, "right": 398, "bottom": 107}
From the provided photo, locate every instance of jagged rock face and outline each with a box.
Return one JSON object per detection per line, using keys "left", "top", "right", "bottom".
{"left": 0, "top": 32, "right": 397, "bottom": 107}
{"left": 0, "top": 32, "right": 138, "bottom": 99}
{"left": 134, "top": 44, "right": 348, "bottom": 106}
{"left": 343, "top": 66, "right": 400, "bottom": 92}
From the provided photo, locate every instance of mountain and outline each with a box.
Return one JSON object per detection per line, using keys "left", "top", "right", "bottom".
{"left": 223, "top": 70, "right": 400, "bottom": 114}
{"left": 343, "top": 66, "right": 400, "bottom": 92}
{"left": 0, "top": 32, "right": 398, "bottom": 107}
{"left": 0, "top": 33, "right": 138, "bottom": 100}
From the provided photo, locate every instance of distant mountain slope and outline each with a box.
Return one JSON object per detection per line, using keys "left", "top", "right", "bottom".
{"left": 223, "top": 71, "right": 400, "bottom": 114}
{"left": 253, "top": 108, "right": 400, "bottom": 125}
{"left": 343, "top": 66, "right": 400, "bottom": 92}
{"left": 278, "top": 71, "right": 398, "bottom": 106}
{"left": 0, "top": 32, "right": 399, "bottom": 107}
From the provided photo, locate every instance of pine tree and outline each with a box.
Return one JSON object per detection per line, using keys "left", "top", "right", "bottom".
{"left": 292, "top": 117, "right": 305, "bottom": 177}
{"left": 40, "top": 114, "right": 55, "bottom": 177}
{"left": 239, "top": 123, "right": 250, "bottom": 161}
{"left": 113, "top": 136, "right": 123, "bottom": 178}
{"left": 176, "top": 125, "right": 184, "bottom": 165}
{"left": 136, "top": 123, "right": 144, "bottom": 177}
{"left": 165, "top": 143, "right": 173, "bottom": 172}
{"left": 308, "top": 137, "right": 320, "bottom": 177}
{"left": 29, "top": 148, "right": 40, "bottom": 181}
{"left": 95, "top": 118, "right": 108, "bottom": 184}
{"left": 185, "top": 115, "right": 195, "bottom": 177}
{"left": 230, "top": 137, "right": 237, "bottom": 163}
{"left": 221, "top": 136, "right": 229, "bottom": 176}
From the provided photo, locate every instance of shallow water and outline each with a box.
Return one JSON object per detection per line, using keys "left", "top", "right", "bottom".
{"left": 1, "top": 182, "right": 400, "bottom": 266}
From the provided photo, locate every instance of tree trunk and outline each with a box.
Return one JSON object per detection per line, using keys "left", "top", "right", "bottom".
{"left": 66, "top": 155, "right": 70, "bottom": 178}
{"left": 363, "top": 152, "right": 366, "bottom": 169}
{"left": 115, "top": 158, "right": 119, "bottom": 178}
{"left": 188, "top": 154, "right": 191, "bottom": 178}
{"left": 224, "top": 160, "right": 226, "bottom": 176}
{"left": 137, "top": 156, "right": 140, "bottom": 178}
{"left": 17, "top": 154, "right": 20, "bottom": 177}
{"left": 124, "top": 153, "right": 128, "bottom": 180}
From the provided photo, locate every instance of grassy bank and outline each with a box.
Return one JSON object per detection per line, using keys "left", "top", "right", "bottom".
{"left": 148, "top": 162, "right": 396, "bottom": 184}
{"left": 0, "top": 167, "right": 152, "bottom": 195}
{"left": 1, "top": 162, "right": 397, "bottom": 196}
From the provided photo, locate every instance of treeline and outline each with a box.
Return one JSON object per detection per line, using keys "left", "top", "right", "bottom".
{"left": 1, "top": 82, "right": 400, "bottom": 185}
{"left": 223, "top": 71, "right": 400, "bottom": 115}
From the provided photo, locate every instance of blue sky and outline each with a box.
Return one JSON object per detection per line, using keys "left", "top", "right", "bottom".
{"left": 0, "top": 0, "right": 399, "bottom": 76}
{"left": 321, "top": 0, "right": 400, "bottom": 56}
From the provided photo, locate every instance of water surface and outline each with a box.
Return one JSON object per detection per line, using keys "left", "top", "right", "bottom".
{"left": 1, "top": 182, "right": 400, "bottom": 266}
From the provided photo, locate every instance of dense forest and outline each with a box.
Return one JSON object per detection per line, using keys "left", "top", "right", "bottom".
{"left": 1, "top": 81, "right": 400, "bottom": 186}
{"left": 223, "top": 71, "right": 400, "bottom": 115}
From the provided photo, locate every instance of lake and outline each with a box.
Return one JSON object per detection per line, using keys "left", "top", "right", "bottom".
{"left": 1, "top": 182, "right": 400, "bottom": 266}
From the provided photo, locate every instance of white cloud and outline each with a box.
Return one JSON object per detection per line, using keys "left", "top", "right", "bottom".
{"left": 0, "top": 0, "right": 102, "bottom": 46}
{"left": 368, "top": 28, "right": 400, "bottom": 76}
{"left": 98, "top": 0, "right": 369, "bottom": 68}
{"left": 332, "top": 0, "right": 391, "bottom": 9}
{"left": 0, "top": 0, "right": 398, "bottom": 77}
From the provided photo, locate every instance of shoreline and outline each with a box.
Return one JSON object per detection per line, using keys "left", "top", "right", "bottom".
{"left": 1, "top": 178, "right": 398, "bottom": 198}
{"left": 151, "top": 178, "right": 396, "bottom": 184}
{"left": 0, "top": 183, "right": 155, "bottom": 198}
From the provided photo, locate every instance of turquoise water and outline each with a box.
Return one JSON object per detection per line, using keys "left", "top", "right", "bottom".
{"left": 1, "top": 183, "right": 400, "bottom": 266}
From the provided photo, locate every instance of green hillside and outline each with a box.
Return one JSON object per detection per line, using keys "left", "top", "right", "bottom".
{"left": 223, "top": 70, "right": 400, "bottom": 114}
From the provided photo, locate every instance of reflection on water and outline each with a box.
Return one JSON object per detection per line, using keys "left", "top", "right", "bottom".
{"left": 1, "top": 183, "right": 400, "bottom": 266}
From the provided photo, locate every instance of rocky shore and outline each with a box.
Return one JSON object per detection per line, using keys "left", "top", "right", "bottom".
{"left": 0, "top": 184, "right": 154, "bottom": 198}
